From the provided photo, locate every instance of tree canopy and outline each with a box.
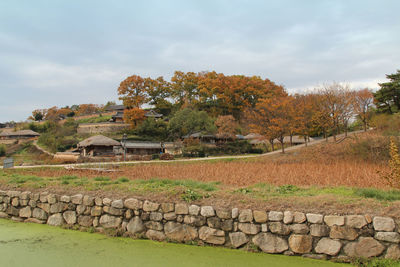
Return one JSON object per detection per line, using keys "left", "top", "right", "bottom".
{"left": 374, "top": 70, "right": 400, "bottom": 114}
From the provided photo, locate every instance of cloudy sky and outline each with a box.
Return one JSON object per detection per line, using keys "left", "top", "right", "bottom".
{"left": 1, "top": 0, "right": 399, "bottom": 122}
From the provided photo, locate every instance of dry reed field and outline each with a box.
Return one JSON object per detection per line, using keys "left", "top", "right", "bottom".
{"left": 8, "top": 131, "right": 391, "bottom": 189}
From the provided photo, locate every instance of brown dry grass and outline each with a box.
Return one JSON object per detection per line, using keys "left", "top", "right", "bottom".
{"left": 8, "top": 131, "right": 390, "bottom": 189}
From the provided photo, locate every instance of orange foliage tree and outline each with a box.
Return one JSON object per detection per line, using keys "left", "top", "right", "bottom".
{"left": 246, "top": 95, "right": 291, "bottom": 153}
{"left": 118, "top": 75, "right": 148, "bottom": 108}
{"left": 354, "top": 88, "right": 374, "bottom": 131}
{"left": 123, "top": 108, "right": 146, "bottom": 127}
{"left": 215, "top": 115, "right": 238, "bottom": 140}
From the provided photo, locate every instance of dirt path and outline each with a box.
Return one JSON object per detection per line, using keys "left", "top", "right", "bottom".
{"left": 1, "top": 130, "right": 366, "bottom": 169}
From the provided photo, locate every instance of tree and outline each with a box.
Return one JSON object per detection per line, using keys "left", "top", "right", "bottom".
{"left": 170, "top": 71, "right": 199, "bottom": 108}
{"left": 374, "top": 70, "right": 400, "bottom": 114}
{"left": 118, "top": 75, "right": 147, "bottom": 108}
{"left": 293, "top": 94, "right": 314, "bottom": 146}
{"left": 144, "top": 76, "right": 173, "bottom": 115}
{"left": 246, "top": 95, "right": 291, "bottom": 153}
{"left": 135, "top": 118, "right": 168, "bottom": 140}
{"left": 31, "top": 110, "right": 44, "bottom": 121}
{"left": 123, "top": 107, "right": 146, "bottom": 128}
{"left": 168, "top": 108, "right": 216, "bottom": 138}
{"left": 77, "top": 104, "right": 99, "bottom": 115}
{"left": 215, "top": 115, "right": 238, "bottom": 140}
{"left": 354, "top": 88, "right": 374, "bottom": 131}
{"left": 318, "top": 83, "right": 352, "bottom": 141}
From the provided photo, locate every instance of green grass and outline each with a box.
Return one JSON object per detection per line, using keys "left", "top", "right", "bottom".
{"left": 351, "top": 258, "right": 400, "bottom": 267}
{"left": 354, "top": 188, "right": 400, "bottom": 201}
{"left": 76, "top": 115, "right": 112, "bottom": 124}
{"left": 133, "top": 178, "right": 219, "bottom": 192}
{"left": 1, "top": 169, "right": 400, "bottom": 205}
{"left": 234, "top": 183, "right": 400, "bottom": 202}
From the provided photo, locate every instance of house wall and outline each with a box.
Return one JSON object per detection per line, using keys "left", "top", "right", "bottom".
{"left": 0, "top": 189, "right": 399, "bottom": 261}
{"left": 127, "top": 148, "right": 161, "bottom": 155}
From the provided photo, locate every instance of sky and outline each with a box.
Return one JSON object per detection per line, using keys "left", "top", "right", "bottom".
{"left": 0, "top": 0, "right": 399, "bottom": 122}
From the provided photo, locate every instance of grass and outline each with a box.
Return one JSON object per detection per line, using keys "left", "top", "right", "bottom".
{"left": 233, "top": 182, "right": 400, "bottom": 203}
{"left": 76, "top": 115, "right": 112, "bottom": 124}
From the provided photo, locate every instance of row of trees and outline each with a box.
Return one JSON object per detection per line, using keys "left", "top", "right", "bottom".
{"left": 246, "top": 84, "right": 374, "bottom": 152}
{"left": 29, "top": 103, "right": 113, "bottom": 122}
{"left": 118, "top": 71, "right": 376, "bottom": 152}
{"left": 118, "top": 71, "right": 286, "bottom": 125}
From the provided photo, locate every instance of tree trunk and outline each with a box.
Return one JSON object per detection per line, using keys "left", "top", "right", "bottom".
{"left": 363, "top": 121, "right": 367, "bottom": 132}
{"left": 290, "top": 134, "right": 293, "bottom": 147}
{"left": 304, "top": 136, "right": 308, "bottom": 147}
{"left": 269, "top": 140, "right": 274, "bottom": 152}
{"left": 280, "top": 136, "right": 285, "bottom": 153}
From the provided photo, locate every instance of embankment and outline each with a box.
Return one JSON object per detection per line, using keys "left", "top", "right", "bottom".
{"left": 0, "top": 189, "right": 399, "bottom": 262}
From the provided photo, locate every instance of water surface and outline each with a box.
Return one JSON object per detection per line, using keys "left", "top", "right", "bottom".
{"left": 0, "top": 219, "right": 347, "bottom": 267}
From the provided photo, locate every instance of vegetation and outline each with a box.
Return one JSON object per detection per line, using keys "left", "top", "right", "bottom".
{"left": 168, "top": 108, "right": 216, "bottom": 139}
{"left": 76, "top": 115, "right": 111, "bottom": 124}
{"left": 0, "top": 145, "right": 5, "bottom": 157}
{"left": 36, "top": 118, "right": 79, "bottom": 152}
{"left": 374, "top": 69, "right": 400, "bottom": 114}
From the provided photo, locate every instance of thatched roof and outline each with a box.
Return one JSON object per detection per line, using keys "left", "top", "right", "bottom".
{"left": 78, "top": 135, "right": 120, "bottom": 147}
{"left": 0, "top": 129, "right": 40, "bottom": 137}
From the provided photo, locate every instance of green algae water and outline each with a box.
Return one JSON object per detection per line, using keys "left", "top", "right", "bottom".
{"left": 0, "top": 219, "right": 347, "bottom": 267}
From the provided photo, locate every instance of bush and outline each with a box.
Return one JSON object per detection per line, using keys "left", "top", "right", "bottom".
{"left": 160, "top": 153, "right": 174, "bottom": 160}
{"left": 0, "top": 145, "right": 5, "bottom": 156}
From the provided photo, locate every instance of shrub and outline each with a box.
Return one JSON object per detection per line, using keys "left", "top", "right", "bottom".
{"left": 381, "top": 137, "right": 400, "bottom": 189}
{"left": 0, "top": 145, "right": 6, "bottom": 156}
{"left": 160, "top": 153, "right": 174, "bottom": 160}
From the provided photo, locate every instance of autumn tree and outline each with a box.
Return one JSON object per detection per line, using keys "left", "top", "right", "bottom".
{"left": 318, "top": 83, "right": 353, "bottom": 141}
{"left": 77, "top": 104, "right": 99, "bottom": 115}
{"left": 118, "top": 75, "right": 148, "bottom": 127}
{"left": 118, "top": 75, "right": 148, "bottom": 108}
{"left": 354, "top": 88, "right": 374, "bottom": 131}
{"left": 246, "top": 95, "right": 291, "bottom": 153}
{"left": 215, "top": 115, "right": 238, "bottom": 140}
{"left": 45, "top": 106, "right": 60, "bottom": 121}
{"left": 170, "top": 71, "right": 199, "bottom": 108}
{"left": 293, "top": 94, "right": 314, "bottom": 146}
{"left": 123, "top": 108, "right": 146, "bottom": 128}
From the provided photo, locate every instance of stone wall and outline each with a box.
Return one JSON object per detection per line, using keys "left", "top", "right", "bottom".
{"left": 77, "top": 123, "right": 129, "bottom": 134}
{"left": 0, "top": 189, "right": 399, "bottom": 261}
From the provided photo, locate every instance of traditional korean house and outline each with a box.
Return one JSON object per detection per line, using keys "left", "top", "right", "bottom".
{"left": 122, "top": 141, "right": 163, "bottom": 155}
{"left": 106, "top": 105, "right": 125, "bottom": 123}
{"left": 77, "top": 135, "right": 120, "bottom": 157}
{"left": 0, "top": 130, "right": 40, "bottom": 140}
{"left": 182, "top": 132, "right": 219, "bottom": 144}
{"left": 144, "top": 110, "right": 163, "bottom": 120}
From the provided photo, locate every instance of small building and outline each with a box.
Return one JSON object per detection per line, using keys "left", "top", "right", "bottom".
{"left": 111, "top": 111, "right": 124, "bottom": 123}
{"left": 0, "top": 130, "right": 40, "bottom": 140}
{"left": 106, "top": 105, "right": 125, "bottom": 123}
{"left": 77, "top": 135, "right": 120, "bottom": 157}
{"left": 182, "top": 132, "right": 219, "bottom": 144}
{"left": 144, "top": 110, "right": 163, "bottom": 120}
{"left": 122, "top": 141, "right": 163, "bottom": 155}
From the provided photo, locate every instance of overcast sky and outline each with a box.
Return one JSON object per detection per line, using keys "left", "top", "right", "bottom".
{"left": 1, "top": 0, "right": 399, "bottom": 122}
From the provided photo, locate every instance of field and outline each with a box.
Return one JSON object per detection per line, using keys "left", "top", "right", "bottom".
{"left": 1, "top": 130, "right": 399, "bottom": 217}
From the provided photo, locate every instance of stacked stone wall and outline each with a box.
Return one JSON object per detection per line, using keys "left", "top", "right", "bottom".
{"left": 0, "top": 189, "right": 399, "bottom": 261}
{"left": 77, "top": 123, "right": 129, "bottom": 134}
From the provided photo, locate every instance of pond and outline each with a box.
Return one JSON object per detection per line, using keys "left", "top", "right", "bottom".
{"left": 0, "top": 219, "right": 348, "bottom": 267}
